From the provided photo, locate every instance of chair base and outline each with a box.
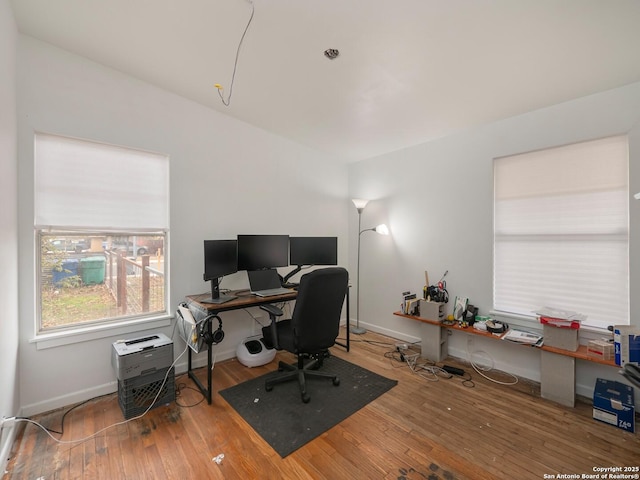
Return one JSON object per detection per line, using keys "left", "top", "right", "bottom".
{"left": 265, "top": 354, "right": 340, "bottom": 403}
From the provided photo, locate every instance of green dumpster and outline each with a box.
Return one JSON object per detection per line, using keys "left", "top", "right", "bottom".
{"left": 80, "top": 256, "right": 106, "bottom": 285}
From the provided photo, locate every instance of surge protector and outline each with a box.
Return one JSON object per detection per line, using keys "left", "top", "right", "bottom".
{"left": 442, "top": 365, "right": 465, "bottom": 376}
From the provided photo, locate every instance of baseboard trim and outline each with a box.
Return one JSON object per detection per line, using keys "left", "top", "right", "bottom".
{"left": 19, "top": 346, "right": 238, "bottom": 417}
{"left": 346, "top": 319, "right": 421, "bottom": 346}
{"left": 1, "top": 423, "right": 18, "bottom": 476}
{"left": 351, "top": 318, "right": 604, "bottom": 405}
{"left": 20, "top": 382, "right": 118, "bottom": 418}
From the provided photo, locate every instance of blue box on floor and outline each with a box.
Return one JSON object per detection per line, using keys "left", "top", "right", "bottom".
{"left": 592, "top": 378, "right": 635, "bottom": 433}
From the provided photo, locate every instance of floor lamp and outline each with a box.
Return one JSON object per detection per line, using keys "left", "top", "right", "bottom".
{"left": 352, "top": 198, "right": 389, "bottom": 335}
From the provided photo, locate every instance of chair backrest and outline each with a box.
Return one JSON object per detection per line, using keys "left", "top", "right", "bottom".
{"left": 290, "top": 267, "right": 349, "bottom": 353}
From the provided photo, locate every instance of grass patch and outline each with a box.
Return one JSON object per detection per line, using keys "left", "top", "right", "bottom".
{"left": 41, "top": 284, "right": 118, "bottom": 329}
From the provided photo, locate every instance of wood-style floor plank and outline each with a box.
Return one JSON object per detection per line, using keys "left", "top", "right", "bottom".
{"left": 4, "top": 328, "right": 639, "bottom": 480}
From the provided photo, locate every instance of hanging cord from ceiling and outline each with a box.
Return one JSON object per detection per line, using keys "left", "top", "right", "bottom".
{"left": 215, "top": 0, "right": 255, "bottom": 107}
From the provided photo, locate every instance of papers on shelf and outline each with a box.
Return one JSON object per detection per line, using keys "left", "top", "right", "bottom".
{"left": 502, "top": 329, "right": 544, "bottom": 347}
{"left": 534, "top": 306, "right": 587, "bottom": 322}
{"left": 534, "top": 306, "right": 586, "bottom": 329}
{"left": 539, "top": 316, "right": 581, "bottom": 329}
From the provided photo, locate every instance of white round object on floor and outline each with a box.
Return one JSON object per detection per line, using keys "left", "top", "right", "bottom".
{"left": 236, "top": 336, "right": 276, "bottom": 367}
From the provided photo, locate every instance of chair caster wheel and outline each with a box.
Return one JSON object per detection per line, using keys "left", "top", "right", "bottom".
{"left": 333, "top": 377, "right": 340, "bottom": 386}
{"left": 265, "top": 385, "right": 273, "bottom": 392}
{"left": 302, "top": 393, "right": 310, "bottom": 403}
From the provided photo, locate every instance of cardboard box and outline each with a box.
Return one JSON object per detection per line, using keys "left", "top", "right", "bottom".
{"left": 542, "top": 324, "right": 578, "bottom": 351}
{"left": 613, "top": 326, "right": 640, "bottom": 366}
{"left": 592, "top": 378, "right": 635, "bottom": 433}
{"left": 587, "top": 340, "right": 614, "bottom": 361}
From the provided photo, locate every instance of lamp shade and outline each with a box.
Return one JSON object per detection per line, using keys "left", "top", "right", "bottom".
{"left": 352, "top": 198, "right": 369, "bottom": 210}
{"left": 374, "top": 224, "right": 390, "bottom": 235}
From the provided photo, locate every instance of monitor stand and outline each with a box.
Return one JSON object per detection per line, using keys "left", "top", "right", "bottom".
{"left": 202, "top": 278, "right": 237, "bottom": 304}
{"left": 282, "top": 265, "right": 303, "bottom": 287}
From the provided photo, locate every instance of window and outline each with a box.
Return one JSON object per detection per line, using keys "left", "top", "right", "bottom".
{"left": 493, "top": 135, "right": 629, "bottom": 330}
{"left": 35, "top": 133, "right": 169, "bottom": 332}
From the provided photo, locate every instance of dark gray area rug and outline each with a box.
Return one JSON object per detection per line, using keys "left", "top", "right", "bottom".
{"left": 219, "top": 355, "right": 397, "bottom": 457}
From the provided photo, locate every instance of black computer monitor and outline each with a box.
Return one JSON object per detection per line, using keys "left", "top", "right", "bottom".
{"left": 285, "top": 236, "right": 338, "bottom": 284}
{"left": 203, "top": 239, "right": 238, "bottom": 304}
{"left": 290, "top": 236, "right": 338, "bottom": 266}
{"left": 237, "top": 234, "right": 290, "bottom": 271}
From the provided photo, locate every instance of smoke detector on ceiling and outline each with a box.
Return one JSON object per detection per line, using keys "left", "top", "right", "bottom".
{"left": 324, "top": 49, "right": 339, "bottom": 60}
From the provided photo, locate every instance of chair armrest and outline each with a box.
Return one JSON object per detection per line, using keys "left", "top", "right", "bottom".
{"left": 259, "top": 304, "right": 283, "bottom": 350}
{"left": 260, "top": 304, "right": 283, "bottom": 319}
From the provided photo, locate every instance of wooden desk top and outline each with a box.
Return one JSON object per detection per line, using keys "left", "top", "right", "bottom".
{"left": 393, "top": 311, "right": 617, "bottom": 368}
{"left": 187, "top": 289, "right": 297, "bottom": 313}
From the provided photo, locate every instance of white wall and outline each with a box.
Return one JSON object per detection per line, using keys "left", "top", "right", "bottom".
{"left": 16, "top": 35, "right": 349, "bottom": 415}
{"left": 348, "top": 82, "right": 640, "bottom": 401}
{"left": 13, "top": 24, "right": 640, "bottom": 418}
{"left": 0, "top": 0, "right": 19, "bottom": 470}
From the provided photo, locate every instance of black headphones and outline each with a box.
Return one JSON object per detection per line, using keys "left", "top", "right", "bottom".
{"left": 200, "top": 314, "right": 225, "bottom": 345}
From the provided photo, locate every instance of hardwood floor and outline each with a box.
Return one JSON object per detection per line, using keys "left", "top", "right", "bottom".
{"left": 5, "top": 328, "right": 639, "bottom": 479}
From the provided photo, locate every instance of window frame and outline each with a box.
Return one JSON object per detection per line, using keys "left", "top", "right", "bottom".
{"left": 492, "top": 135, "right": 630, "bottom": 331}
{"left": 36, "top": 230, "right": 170, "bottom": 335}
{"left": 33, "top": 133, "right": 170, "bottom": 342}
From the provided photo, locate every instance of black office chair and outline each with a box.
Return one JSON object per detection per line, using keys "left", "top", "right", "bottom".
{"left": 259, "top": 267, "right": 349, "bottom": 403}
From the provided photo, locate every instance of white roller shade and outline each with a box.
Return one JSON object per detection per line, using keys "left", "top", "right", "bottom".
{"left": 35, "top": 133, "right": 169, "bottom": 230}
{"left": 494, "top": 135, "right": 629, "bottom": 330}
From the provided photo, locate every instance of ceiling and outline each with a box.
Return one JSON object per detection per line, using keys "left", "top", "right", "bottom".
{"left": 10, "top": 0, "right": 640, "bottom": 162}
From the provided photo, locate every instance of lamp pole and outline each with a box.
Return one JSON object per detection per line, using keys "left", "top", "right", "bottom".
{"left": 353, "top": 208, "right": 367, "bottom": 334}
{"left": 351, "top": 199, "right": 389, "bottom": 335}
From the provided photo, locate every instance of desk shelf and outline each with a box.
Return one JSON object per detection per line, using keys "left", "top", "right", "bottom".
{"left": 394, "top": 311, "right": 618, "bottom": 407}
{"left": 393, "top": 311, "right": 616, "bottom": 367}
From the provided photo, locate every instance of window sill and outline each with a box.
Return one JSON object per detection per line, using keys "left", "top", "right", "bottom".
{"left": 30, "top": 314, "right": 173, "bottom": 350}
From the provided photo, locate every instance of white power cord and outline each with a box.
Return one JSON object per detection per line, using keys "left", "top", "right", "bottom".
{"left": 467, "top": 345, "right": 518, "bottom": 386}
{"left": 402, "top": 352, "right": 452, "bottom": 382}
{"left": 15, "top": 341, "right": 189, "bottom": 446}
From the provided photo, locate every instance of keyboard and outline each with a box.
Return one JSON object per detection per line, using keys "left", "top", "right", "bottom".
{"left": 252, "top": 287, "right": 292, "bottom": 297}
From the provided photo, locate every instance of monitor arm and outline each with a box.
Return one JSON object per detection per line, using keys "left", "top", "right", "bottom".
{"left": 283, "top": 265, "right": 303, "bottom": 284}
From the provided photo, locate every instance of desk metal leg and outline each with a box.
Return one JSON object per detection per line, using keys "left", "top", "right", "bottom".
{"left": 187, "top": 318, "right": 213, "bottom": 405}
